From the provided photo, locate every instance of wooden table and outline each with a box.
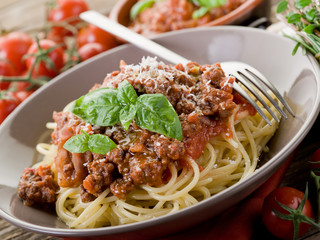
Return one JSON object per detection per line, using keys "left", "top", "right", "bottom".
{"left": 1, "top": 0, "right": 320, "bottom": 239}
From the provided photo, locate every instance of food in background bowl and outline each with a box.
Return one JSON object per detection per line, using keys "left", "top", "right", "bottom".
{"left": 130, "top": 0, "right": 245, "bottom": 35}
{"left": 110, "top": 0, "right": 264, "bottom": 36}
{"left": 18, "top": 57, "right": 280, "bottom": 228}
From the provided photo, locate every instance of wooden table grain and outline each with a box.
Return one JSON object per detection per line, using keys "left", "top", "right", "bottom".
{"left": 1, "top": 0, "right": 320, "bottom": 239}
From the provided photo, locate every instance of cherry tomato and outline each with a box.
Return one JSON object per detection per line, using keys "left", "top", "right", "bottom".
{"left": 78, "top": 42, "right": 106, "bottom": 61}
{"left": 0, "top": 97, "right": 20, "bottom": 124}
{"left": 0, "top": 82, "right": 10, "bottom": 90}
{"left": 262, "top": 187, "right": 313, "bottom": 240}
{"left": 0, "top": 32, "right": 33, "bottom": 74}
{"left": 15, "top": 81, "right": 32, "bottom": 91}
{"left": 8, "top": 90, "right": 34, "bottom": 103}
{"left": 48, "top": 0, "right": 89, "bottom": 37}
{"left": 311, "top": 148, "right": 320, "bottom": 165}
{"left": 0, "top": 60, "right": 16, "bottom": 90}
{"left": 25, "top": 39, "right": 64, "bottom": 78}
{"left": 76, "top": 24, "right": 118, "bottom": 50}
{"left": 46, "top": 29, "right": 67, "bottom": 49}
{"left": 49, "top": 0, "right": 89, "bottom": 21}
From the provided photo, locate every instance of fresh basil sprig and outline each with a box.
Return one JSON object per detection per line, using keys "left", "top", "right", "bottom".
{"left": 64, "top": 130, "right": 117, "bottom": 154}
{"left": 69, "top": 80, "right": 182, "bottom": 140}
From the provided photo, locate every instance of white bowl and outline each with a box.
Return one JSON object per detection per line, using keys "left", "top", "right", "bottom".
{"left": 0, "top": 26, "right": 319, "bottom": 239}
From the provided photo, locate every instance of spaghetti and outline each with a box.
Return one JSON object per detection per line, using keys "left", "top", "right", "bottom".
{"left": 18, "top": 57, "right": 281, "bottom": 228}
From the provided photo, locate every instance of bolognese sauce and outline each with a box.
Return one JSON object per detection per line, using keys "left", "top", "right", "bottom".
{"left": 18, "top": 57, "right": 255, "bottom": 206}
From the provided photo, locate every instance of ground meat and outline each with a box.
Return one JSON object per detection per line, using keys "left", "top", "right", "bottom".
{"left": 18, "top": 165, "right": 58, "bottom": 206}
{"left": 82, "top": 160, "right": 115, "bottom": 197}
{"left": 106, "top": 147, "right": 130, "bottom": 174}
{"left": 110, "top": 178, "right": 135, "bottom": 200}
{"left": 152, "top": 135, "right": 185, "bottom": 160}
{"left": 129, "top": 153, "right": 166, "bottom": 186}
{"left": 201, "top": 64, "right": 226, "bottom": 88}
{"left": 80, "top": 185, "right": 96, "bottom": 203}
{"left": 198, "top": 86, "right": 235, "bottom": 117}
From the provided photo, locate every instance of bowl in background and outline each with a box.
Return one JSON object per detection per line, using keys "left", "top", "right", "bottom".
{"left": 0, "top": 26, "right": 319, "bottom": 239}
{"left": 109, "top": 0, "right": 265, "bottom": 35}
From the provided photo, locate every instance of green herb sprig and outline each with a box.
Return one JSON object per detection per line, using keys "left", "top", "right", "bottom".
{"left": 70, "top": 80, "right": 182, "bottom": 141}
{"left": 64, "top": 130, "right": 117, "bottom": 154}
{"left": 130, "top": 0, "right": 227, "bottom": 21}
{"left": 276, "top": 0, "right": 320, "bottom": 62}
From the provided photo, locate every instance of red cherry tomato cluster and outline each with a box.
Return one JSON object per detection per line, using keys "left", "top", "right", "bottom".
{"left": 0, "top": 0, "right": 119, "bottom": 125}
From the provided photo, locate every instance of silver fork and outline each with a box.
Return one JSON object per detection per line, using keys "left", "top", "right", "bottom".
{"left": 80, "top": 11, "right": 295, "bottom": 125}
{"left": 221, "top": 62, "right": 295, "bottom": 125}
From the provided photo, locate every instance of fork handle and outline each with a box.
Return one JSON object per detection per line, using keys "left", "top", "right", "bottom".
{"left": 80, "top": 10, "right": 190, "bottom": 65}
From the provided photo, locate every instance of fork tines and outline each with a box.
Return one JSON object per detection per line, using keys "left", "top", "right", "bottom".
{"left": 231, "top": 68, "right": 295, "bottom": 126}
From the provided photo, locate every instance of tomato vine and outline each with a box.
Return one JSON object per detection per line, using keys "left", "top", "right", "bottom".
{"left": 0, "top": 0, "right": 119, "bottom": 125}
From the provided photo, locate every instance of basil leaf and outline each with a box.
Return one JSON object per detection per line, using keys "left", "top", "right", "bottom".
{"left": 193, "top": 6, "right": 209, "bottom": 19}
{"left": 63, "top": 132, "right": 89, "bottom": 153}
{"left": 120, "top": 104, "right": 137, "bottom": 130}
{"left": 88, "top": 134, "right": 117, "bottom": 154}
{"left": 136, "top": 94, "right": 182, "bottom": 140}
{"left": 118, "top": 80, "right": 138, "bottom": 105}
{"left": 295, "top": 0, "right": 311, "bottom": 9}
{"left": 71, "top": 88, "right": 121, "bottom": 126}
{"left": 130, "top": 0, "right": 155, "bottom": 20}
{"left": 276, "top": 0, "right": 288, "bottom": 13}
